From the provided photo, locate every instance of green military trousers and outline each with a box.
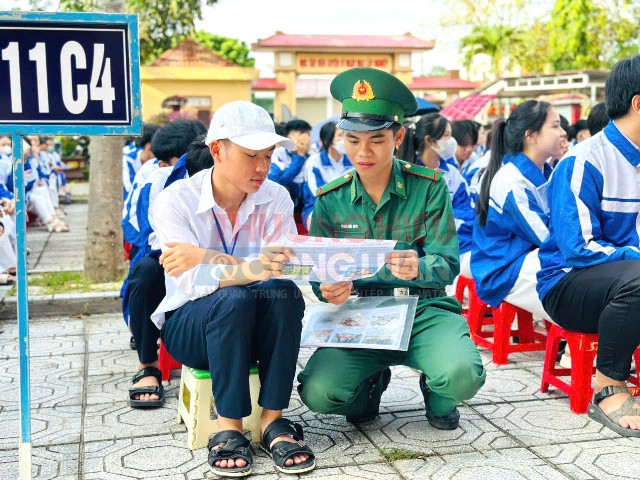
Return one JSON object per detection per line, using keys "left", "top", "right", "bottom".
{"left": 297, "top": 296, "right": 486, "bottom": 417}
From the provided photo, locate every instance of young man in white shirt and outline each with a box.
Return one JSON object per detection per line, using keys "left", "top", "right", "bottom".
{"left": 152, "top": 101, "right": 315, "bottom": 477}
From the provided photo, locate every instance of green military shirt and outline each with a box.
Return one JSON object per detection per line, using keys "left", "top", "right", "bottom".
{"left": 309, "top": 157, "right": 460, "bottom": 294}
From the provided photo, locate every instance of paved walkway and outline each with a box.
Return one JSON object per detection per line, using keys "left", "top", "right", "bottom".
{"left": 27, "top": 202, "right": 87, "bottom": 274}
{"left": 2, "top": 191, "right": 640, "bottom": 479}
{"left": 1, "top": 312, "right": 639, "bottom": 479}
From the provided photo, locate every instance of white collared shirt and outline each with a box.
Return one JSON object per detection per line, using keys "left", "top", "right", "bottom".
{"left": 150, "top": 167, "right": 297, "bottom": 328}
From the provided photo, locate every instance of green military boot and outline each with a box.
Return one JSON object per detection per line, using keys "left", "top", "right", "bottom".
{"left": 419, "top": 373, "right": 460, "bottom": 430}
{"left": 346, "top": 368, "right": 392, "bottom": 424}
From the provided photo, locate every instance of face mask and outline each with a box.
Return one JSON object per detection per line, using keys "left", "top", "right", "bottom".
{"left": 0, "top": 146, "right": 11, "bottom": 156}
{"left": 334, "top": 140, "right": 346, "bottom": 155}
{"left": 47, "top": 146, "right": 54, "bottom": 153}
{"left": 432, "top": 137, "right": 457, "bottom": 160}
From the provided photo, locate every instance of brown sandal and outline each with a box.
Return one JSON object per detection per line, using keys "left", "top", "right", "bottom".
{"left": 588, "top": 385, "right": 640, "bottom": 437}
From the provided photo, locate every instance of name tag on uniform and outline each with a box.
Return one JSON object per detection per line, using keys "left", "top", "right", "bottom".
{"left": 341, "top": 224, "right": 359, "bottom": 229}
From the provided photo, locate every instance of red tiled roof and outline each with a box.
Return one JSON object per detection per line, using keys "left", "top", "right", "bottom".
{"left": 440, "top": 94, "right": 497, "bottom": 120}
{"left": 252, "top": 78, "right": 286, "bottom": 91}
{"left": 409, "top": 77, "right": 480, "bottom": 90}
{"left": 254, "top": 33, "right": 434, "bottom": 50}
{"left": 151, "top": 38, "right": 236, "bottom": 67}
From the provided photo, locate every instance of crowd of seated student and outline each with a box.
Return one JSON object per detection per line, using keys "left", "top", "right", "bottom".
{"left": 118, "top": 57, "right": 640, "bottom": 470}
{"left": 395, "top": 56, "right": 639, "bottom": 436}
{"left": 0, "top": 134, "right": 71, "bottom": 285}
{"left": 121, "top": 120, "right": 207, "bottom": 407}
{"left": 22, "top": 135, "right": 70, "bottom": 233}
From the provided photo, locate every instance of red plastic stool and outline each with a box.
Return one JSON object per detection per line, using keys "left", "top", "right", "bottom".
{"left": 454, "top": 275, "right": 473, "bottom": 316}
{"left": 124, "top": 241, "right": 133, "bottom": 261}
{"left": 540, "top": 323, "right": 598, "bottom": 413}
{"left": 158, "top": 340, "right": 182, "bottom": 382}
{"left": 541, "top": 324, "right": 640, "bottom": 413}
{"left": 472, "top": 301, "right": 548, "bottom": 365}
{"left": 455, "top": 276, "right": 492, "bottom": 333}
{"left": 628, "top": 349, "right": 640, "bottom": 396}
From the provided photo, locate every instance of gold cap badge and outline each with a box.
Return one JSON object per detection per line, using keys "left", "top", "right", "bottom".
{"left": 352, "top": 80, "right": 375, "bottom": 101}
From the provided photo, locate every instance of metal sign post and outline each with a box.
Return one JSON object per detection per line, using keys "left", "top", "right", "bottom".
{"left": 0, "top": 11, "right": 141, "bottom": 479}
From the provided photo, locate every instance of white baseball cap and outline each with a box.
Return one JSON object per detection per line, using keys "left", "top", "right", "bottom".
{"left": 205, "top": 101, "right": 295, "bottom": 151}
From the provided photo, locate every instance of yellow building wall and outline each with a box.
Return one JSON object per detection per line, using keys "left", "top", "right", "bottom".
{"left": 141, "top": 66, "right": 259, "bottom": 120}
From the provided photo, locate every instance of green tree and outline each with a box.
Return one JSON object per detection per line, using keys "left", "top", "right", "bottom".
{"left": 59, "top": 0, "right": 218, "bottom": 65}
{"left": 593, "top": 0, "right": 640, "bottom": 67}
{"left": 191, "top": 31, "right": 255, "bottom": 67}
{"left": 548, "top": 0, "right": 601, "bottom": 70}
{"left": 513, "top": 22, "right": 551, "bottom": 75}
{"left": 443, "top": 0, "right": 551, "bottom": 27}
{"left": 459, "top": 25, "right": 526, "bottom": 77}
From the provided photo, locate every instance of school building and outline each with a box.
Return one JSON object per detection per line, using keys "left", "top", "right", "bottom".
{"left": 251, "top": 33, "right": 477, "bottom": 124}
{"left": 140, "top": 38, "right": 259, "bottom": 125}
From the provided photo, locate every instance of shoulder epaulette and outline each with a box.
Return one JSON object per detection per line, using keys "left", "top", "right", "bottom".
{"left": 400, "top": 161, "right": 444, "bottom": 181}
{"left": 317, "top": 172, "right": 354, "bottom": 197}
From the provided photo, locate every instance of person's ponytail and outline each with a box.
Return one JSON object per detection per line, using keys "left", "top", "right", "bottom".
{"left": 476, "top": 120, "right": 506, "bottom": 226}
{"left": 475, "top": 100, "right": 551, "bottom": 226}
{"left": 396, "top": 121, "right": 418, "bottom": 163}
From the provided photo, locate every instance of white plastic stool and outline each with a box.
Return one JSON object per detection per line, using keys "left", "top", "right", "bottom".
{"left": 177, "top": 365, "right": 262, "bottom": 449}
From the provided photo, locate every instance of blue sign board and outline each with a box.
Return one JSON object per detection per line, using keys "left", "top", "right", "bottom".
{"left": 0, "top": 11, "right": 141, "bottom": 135}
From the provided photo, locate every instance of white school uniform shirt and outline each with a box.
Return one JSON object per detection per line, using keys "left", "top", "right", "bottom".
{"left": 150, "top": 168, "right": 297, "bottom": 329}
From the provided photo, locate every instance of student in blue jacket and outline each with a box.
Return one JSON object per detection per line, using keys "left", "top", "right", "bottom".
{"left": 268, "top": 119, "right": 312, "bottom": 213}
{"left": 471, "top": 100, "right": 566, "bottom": 319}
{"left": 451, "top": 120, "right": 479, "bottom": 175}
{"left": 122, "top": 123, "right": 159, "bottom": 201}
{"left": 537, "top": 56, "right": 640, "bottom": 436}
{"left": 405, "top": 113, "right": 475, "bottom": 280}
{"left": 301, "top": 121, "right": 352, "bottom": 228}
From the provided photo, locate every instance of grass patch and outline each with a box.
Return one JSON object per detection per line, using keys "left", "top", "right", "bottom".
{"left": 30, "top": 271, "right": 92, "bottom": 292}
{"left": 8, "top": 271, "right": 125, "bottom": 296}
{"left": 379, "top": 447, "right": 425, "bottom": 462}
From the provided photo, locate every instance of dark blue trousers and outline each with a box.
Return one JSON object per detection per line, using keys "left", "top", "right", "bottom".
{"left": 160, "top": 279, "right": 305, "bottom": 419}
{"left": 128, "top": 255, "right": 164, "bottom": 364}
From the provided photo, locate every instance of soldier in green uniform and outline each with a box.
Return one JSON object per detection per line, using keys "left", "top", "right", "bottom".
{"left": 297, "top": 68, "right": 486, "bottom": 429}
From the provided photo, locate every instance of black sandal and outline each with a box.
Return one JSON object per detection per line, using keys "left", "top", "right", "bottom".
{"left": 260, "top": 418, "right": 316, "bottom": 474}
{"left": 588, "top": 385, "right": 640, "bottom": 437}
{"left": 128, "top": 366, "right": 165, "bottom": 408}
{"left": 207, "top": 430, "right": 253, "bottom": 477}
